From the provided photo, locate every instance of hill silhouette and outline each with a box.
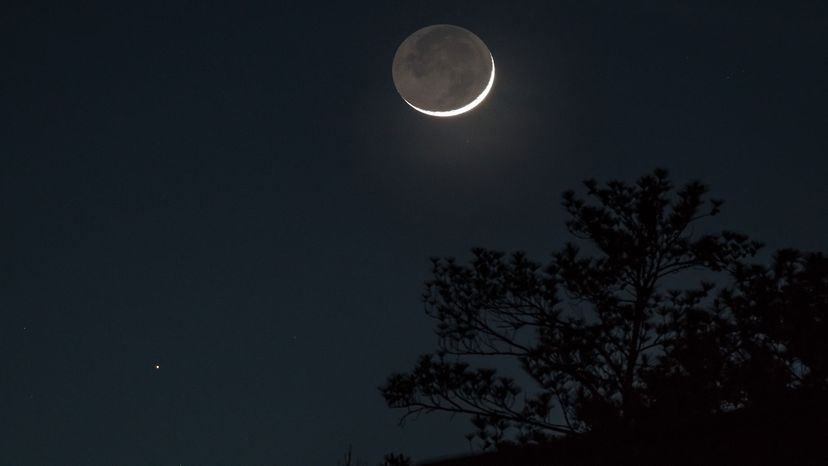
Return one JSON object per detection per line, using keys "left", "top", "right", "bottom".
{"left": 420, "top": 394, "right": 827, "bottom": 465}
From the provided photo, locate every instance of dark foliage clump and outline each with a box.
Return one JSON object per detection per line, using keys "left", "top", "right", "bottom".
{"left": 380, "top": 170, "right": 828, "bottom": 460}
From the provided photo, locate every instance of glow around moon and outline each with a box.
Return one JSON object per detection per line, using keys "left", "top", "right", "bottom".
{"left": 402, "top": 55, "right": 495, "bottom": 117}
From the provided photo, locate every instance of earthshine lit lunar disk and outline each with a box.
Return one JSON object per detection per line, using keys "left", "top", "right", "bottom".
{"left": 392, "top": 25, "right": 494, "bottom": 117}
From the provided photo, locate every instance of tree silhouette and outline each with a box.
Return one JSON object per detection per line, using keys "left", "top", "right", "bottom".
{"left": 380, "top": 453, "right": 412, "bottom": 466}
{"left": 334, "top": 446, "right": 411, "bottom": 466}
{"left": 721, "top": 249, "right": 828, "bottom": 398}
{"left": 379, "top": 170, "right": 776, "bottom": 447}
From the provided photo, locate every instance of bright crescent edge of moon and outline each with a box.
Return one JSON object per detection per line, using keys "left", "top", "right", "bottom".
{"left": 402, "top": 55, "right": 495, "bottom": 117}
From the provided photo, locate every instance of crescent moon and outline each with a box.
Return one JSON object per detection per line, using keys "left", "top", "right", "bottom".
{"left": 402, "top": 55, "right": 495, "bottom": 118}
{"left": 392, "top": 25, "right": 495, "bottom": 118}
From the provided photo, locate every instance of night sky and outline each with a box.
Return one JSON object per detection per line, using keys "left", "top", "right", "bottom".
{"left": 2, "top": 1, "right": 827, "bottom": 465}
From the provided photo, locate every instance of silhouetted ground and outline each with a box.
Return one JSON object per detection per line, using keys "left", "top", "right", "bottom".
{"left": 420, "top": 395, "right": 828, "bottom": 465}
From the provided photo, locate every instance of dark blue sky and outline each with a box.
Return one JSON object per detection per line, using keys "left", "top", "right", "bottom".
{"left": 2, "top": 1, "right": 826, "bottom": 465}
